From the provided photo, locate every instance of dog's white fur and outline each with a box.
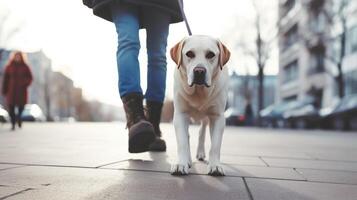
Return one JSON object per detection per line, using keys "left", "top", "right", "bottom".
{"left": 170, "top": 35, "right": 230, "bottom": 176}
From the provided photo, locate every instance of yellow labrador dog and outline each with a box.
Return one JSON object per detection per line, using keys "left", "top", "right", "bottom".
{"left": 170, "top": 35, "right": 230, "bottom": 176}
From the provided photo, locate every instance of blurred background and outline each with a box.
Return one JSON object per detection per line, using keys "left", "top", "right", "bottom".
{"left": 0, "top": 0, "right": 356, "bottom": 130}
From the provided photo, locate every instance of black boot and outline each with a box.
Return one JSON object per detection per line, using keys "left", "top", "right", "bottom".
{"left": 122, "top": 93, "right": 155, "bottom": 153}
{"left": 146, "top": 101, "right": 166, "bottom": 152}
{"left": 17, "top": 116, "right": 22, "bottom": 128}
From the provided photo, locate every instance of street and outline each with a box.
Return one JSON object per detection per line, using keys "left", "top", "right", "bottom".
{"left": 0, "top": 122, "right": 357, "bottom": 200}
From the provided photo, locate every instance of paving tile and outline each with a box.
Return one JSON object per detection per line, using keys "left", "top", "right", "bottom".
{"left": 247, "top": 178, "right": 357, "bottom": 200}
{"left": 0, "top": 166, "right": 121, "bottom": 188}
{"left": 296, "top": 168, "right": 357, "bottom": 185}
{"left": 222, "top": 149, "right": 313, "bottom": 160}
{"left": 219, "top": 164, "right": 304, "bottom": 180}
{"left": 1, "top": 166, "right": 250, "bottom": 200}
{"left": 195, "top": 163, "right": 305, "bottom": 180}
{"left": 220, "top": 155, "right": 267, "bottom": 166}
{"left": 262, "top": 157, "right": 357, "bottom": 172}
{"left": 100, "top": 159, "right": 173, "bottom": 172}
{"left": 0, "top": 123, "right": 131, "bottom": 168}
{"left": 99, "top": 153, "right": 267, "bottom": 168}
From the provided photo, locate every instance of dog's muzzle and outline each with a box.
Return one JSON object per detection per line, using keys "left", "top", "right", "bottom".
{"left": 190, "top": 67, "right": 210, "bottom": 87}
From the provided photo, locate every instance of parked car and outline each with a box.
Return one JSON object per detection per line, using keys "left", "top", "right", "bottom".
{"left": 321, "top": 94, "right": 357, "bottom": 130}
{"left": 225, "top": 107, "right": 246, "bottom": 126}
{"left": 260, "top": 101, "right": 298, "bottom": 128}
{"left": 283, "top": 104, "right": 319, "bottom": 129}
{"left": 0, "top": 105, "right": 9, "bottom": 123}
{"left": 260, "top": 98, "right": 314, "bottom": 128}
{"left": 21, "top": 104, "right": 46, "bottom": 122}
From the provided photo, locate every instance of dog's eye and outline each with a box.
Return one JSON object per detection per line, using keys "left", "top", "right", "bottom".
{"left": 206, "top": 51, "right": 215, "bottom": 59}
{"left": 186, "top": 51, "right": 195, "bottom": 58}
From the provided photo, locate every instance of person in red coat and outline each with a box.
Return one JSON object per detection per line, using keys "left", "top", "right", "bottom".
{"left": 2, "top": 51, "right": 33, "bottom": 130}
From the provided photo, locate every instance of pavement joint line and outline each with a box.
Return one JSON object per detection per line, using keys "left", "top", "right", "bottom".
{"left": 2, "top": 161, "right": 357, "bottom": 174}
{"left": 258, "top": 156, "right": 270, "bottom": 167}
{"left": 0, "top": 162, "right": 96, "bottom": 170}
{"left": 100, "top": 167, "right": 312, "bottom": 182}
{"left": 220, "top": 163, "right": 268, "bottom": 167}
{"left": 0, "top": 163, "right": 356, "bottom": 186}
{"left": 261, "top": 156, "right": 357, "bottom": 163}
{"left": 294, "top": 167, "right": 357, "bottom": 174}
{"left": 95, "top": 159, "right": 129, "bottom": 168}
{"left": 305, "top": 152, "right": 318, "bottom": 160}
{"left": 222, "top": 153, "right": 357, "bottom": 163}
{"left": 106, "top": 167, "right": 357, "bottom": 186}
{"left": 292, "top": 168, "right": 308, "bottom": 181}
{"left": 3, "top": 160, "right": 357, "bottom": 174}
{"left": 246, "top": 176, "right": 357, "bottom": 186}
{"left": 0, "top": 188, "right": 34, "bottom": 200}
{"left": 0, "top": 185, "right": 10, "bottom": 187}
{"left": 242, "top": 177, "right": 254, "bottom": 200}
{"left": 0, "top": 165, "right": 28, "bottom": 172}
{"left": 266, "top": 165, "right": 357, "bottom": 173}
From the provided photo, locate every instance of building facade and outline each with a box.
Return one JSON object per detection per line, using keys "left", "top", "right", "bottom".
{"left": 278, "top": 0, "right": 357, "bottom": 108}
{"left": 228, "top": 72, "right": 276, "bottom": 117}
{"left": 343, "top": 1, "right": 357, "bottom": 96}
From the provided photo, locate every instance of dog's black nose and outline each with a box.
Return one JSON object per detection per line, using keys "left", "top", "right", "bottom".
{"left": 193, "top": 67, "right": 206, "bottom": 74}
{"left": 193, "top": 67, "right": 206, "bottom": 85}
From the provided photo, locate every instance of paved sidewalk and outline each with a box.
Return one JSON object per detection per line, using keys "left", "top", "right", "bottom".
{"left": 0, "top": 122, "right": 357, "bottom": 200}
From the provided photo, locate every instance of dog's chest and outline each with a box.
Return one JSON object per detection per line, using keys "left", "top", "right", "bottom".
{"left": 183, "top": 97, "right": 219, "bottom": 120}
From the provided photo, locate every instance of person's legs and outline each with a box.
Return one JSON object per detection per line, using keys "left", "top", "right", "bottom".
{"left": 17, "top": 105, "right": 24, "bottom": 128}
{"left": 141, "top": 7, "right": 171, "bottom": 151}
{"left": 111, "top": 3, "right": 155, "bottom": 153}
{"left": 142, "top": 7, "right": 170, "bottom": 103}
{"left": 8, "top": 105, "right": 16, "bottom": 130}
{"left": 111, "top": 2, "right": 142, "bottom": 97}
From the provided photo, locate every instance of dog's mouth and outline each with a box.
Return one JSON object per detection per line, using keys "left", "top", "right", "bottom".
{"left": 189, "top": 82, "right": 210, "bottom": 87}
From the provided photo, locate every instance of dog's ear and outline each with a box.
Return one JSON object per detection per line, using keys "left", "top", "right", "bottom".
{"left": 170, "top": 39, "right": 185, "bottom": 69}
{"left": 218, "top": 40, "right": 231, "bottom": 70}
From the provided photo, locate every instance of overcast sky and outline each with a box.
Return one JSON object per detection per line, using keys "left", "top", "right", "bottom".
{"left": 0, "top": 0, "right": 278, "bottom": 106}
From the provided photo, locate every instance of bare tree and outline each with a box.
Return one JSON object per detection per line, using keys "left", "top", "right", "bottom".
{"left": 328, "top": 0, "right": 351, "bottom": 98}
{"left": 248, "top": 0, "right": 279, "bottom": 125}
{"left": 305, "top": 0, "right": 352, "bottom": 98}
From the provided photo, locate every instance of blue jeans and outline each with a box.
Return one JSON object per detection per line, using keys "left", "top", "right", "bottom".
{"left": 111, "top": 2, "right": 170, "bottom": 103}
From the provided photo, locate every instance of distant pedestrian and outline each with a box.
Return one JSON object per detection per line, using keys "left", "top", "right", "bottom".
{"left": 83, "top": 0, "right": 183, "bottom": 153}
{"left": 244, "top": 103, "right": 254, "bottom": 126}
{"left": 2, "top": 51, "right": 33, "bottom": 130}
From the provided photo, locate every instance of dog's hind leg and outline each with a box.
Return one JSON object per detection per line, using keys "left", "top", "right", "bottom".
{"left": 196, "top": 118, "right": 208, "bottom": 161}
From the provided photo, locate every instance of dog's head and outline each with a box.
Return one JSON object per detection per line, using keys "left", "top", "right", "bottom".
{"left": 170, "top": 35, "right": 230, "bottom": 87}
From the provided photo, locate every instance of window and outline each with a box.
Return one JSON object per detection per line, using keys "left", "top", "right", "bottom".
{"left": 283, "top": 60, "right": 298, "bottom": 83}
{"left": 284, "top": 95, "right": 297, "bottom": 102}
{"left": 345, "top": 70, "right": 357, "bottom": 95}
{"left": 284, "top": 24, "right": 298, "bottom": 50}
{"left": 309, "top": 12, "right": 326, "bottom": 34}
{"left": 308, "top": 87, "right": 323, "bottom": 108}
{"left": 309, "top": 50, "right": 325, "bottom": 74}
{"left": 309, "top": 0, "right": 325, "bottom": 13}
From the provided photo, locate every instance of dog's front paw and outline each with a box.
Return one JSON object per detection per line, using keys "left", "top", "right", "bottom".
{"left": 207, "top": 164, "right": 225, "bottom": 176}
{"left": 170, "top": 163, "right": 190, "bottom": 176}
